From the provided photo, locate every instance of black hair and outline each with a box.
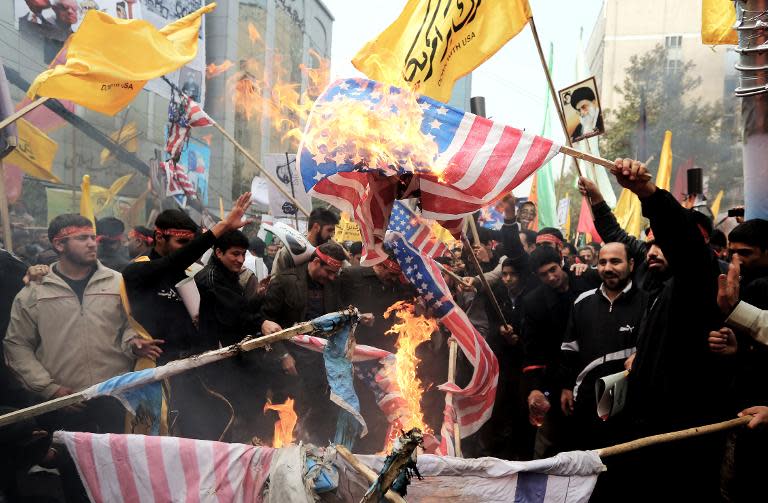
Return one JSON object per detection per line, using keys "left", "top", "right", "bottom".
{"left": 349, "top": 241, "right": 363, "bottom": 256}
{"left": 599, "top": 241, "right": 632, "bottom": 261}
{"left": 154, "top": 209, "right": 198, "bottom": 233}
{"left": 132, "top": 225, "right": 154, "bottom": 240}
{"left": 249, "top": 236, "right": 266, "bottom": 257}
{"left": 308, "top": 208, "right": 340, "bottom": 230}
{"left": 214, "top": 230, "right": 249, "bottom": 253}
{"left": 434, "top": 256, "right": 453, "bottom": 266}
{"left": 709, "top": 229, "right": 727, "bottom": 249}
{"left": 96, "top": 217, "right": 125, "bottom": 237}
{"left": 537, "top": 227, "right": 564, "bottom": 242}
{"left": 521, "top": 201, "right": 536, "bottom": 209}
{"left": 529, "top": 246, "right": 562, "bottom": 271}
{"left": 690, "top": 209, "right": 713, "bottom": 239}
{"left": 729, "top": 219, "right": 768, "bottom": 250}
{"left": 48, "top": 214, "right": 93, "bottom": 243}
{"left": 563, "top": 242, "right": 578, "bottom": 255}
{"left": 313, "top": 241, "right": 346, "bottom": 263}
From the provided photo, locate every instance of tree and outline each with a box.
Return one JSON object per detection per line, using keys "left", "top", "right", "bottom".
{"left": 600, "top": 45, "right": 741, "bottom": 208}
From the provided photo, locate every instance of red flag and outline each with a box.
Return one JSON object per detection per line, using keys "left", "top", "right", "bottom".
{"left": 576, "top": 196, "right": 602, "bottom": 243}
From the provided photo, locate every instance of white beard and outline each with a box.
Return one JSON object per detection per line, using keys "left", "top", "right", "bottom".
{"left": 579, "top": 104, "right": 599, "bottom": 133}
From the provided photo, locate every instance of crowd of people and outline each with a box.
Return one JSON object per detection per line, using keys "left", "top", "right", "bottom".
{"left": 0, "top": 158, "right": 767, "bottom": 501}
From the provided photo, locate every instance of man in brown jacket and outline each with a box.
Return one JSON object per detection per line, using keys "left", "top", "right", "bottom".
{"left": 4, "top": 214, "right": 155, "bottom": 433}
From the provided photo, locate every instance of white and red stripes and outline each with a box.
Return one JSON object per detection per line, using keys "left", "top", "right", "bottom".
{"left": 166, "top": 98, "right": 214, "bottom": 158}
{"left": 55, "top": 431, "right": 275, "bottom": 503}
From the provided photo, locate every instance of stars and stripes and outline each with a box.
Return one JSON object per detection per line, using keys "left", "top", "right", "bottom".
{"left": 388, "top": 232, "right": 499, "bottom": 447}
{"left": 165, "top": 97, "right": 214, "bottom": 159}
{"left": 298, "top": 77, "right": 560, "bottom": 265}
{"left": 162, "top": 160, "right": 197, "bottom": 198}
{"left": 388, "top": 202, "right": 450, "bottom": 258}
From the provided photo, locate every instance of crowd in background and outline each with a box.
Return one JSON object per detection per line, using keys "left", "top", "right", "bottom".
{"left": 0, "top": 159, "right": 767, "bottom": 502}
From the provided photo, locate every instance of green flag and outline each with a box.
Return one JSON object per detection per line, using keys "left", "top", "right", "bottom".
{"left": 535, "top": 42, "right": 559, "bottom": 229}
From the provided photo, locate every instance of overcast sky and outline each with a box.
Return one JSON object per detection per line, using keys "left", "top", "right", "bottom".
{"left": 321, "top": 0, "right": 604, "bottom": 193}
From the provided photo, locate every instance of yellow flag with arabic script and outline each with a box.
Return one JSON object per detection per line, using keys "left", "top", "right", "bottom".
{"left": 352, "top": 0, "right": 531, "bottom": 102}
{"left": 27, "top": 4, "right": 215, "bottom": 116}
{"left": 5, "top": 119, "right": 60, "bottom": 183}
{"left": 702, "top": 0, "right": 738, "bottom": 45}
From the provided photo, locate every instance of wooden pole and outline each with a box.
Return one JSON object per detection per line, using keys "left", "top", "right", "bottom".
{"left": 466, "top": 214, "right": 481, "bottom": 245}
{"left": 0, "top": 161, "right": 12, "bottom": 250}
{"left": 597, "top": 416, "right": 752, "bottom": 458}
{"left": 461, "top": 235, "right": 509, "bottom": 327}
{"left": 0, "top": 309, "right": 359, "bottom": 428}
{"left": 0, "top": 96, "right": 49, "bottom": 132}
{"left": 335, "top": 446, "right": 406, "bottom": 503}
{"left": 434, "top": 260, "right": 471, "bottom": 289}
{"left": 446, "top": 339, "right": 462, "bottom": 458}
{"left": 211, "top": 122, "right": 310, "bottom": 217}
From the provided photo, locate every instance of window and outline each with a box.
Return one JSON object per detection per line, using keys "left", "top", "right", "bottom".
{"left": 665, "top": 35, "right": 683, "bottom": 49}
{"left": 665, "top": 59, "right": 683, "bottom": 73}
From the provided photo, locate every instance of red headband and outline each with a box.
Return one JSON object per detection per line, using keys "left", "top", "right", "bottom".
{"left": 536, "top": 234, "right": 563, "bottom": 246}
{"left": 129, "top": 229, "right": 154, "bottom": 245}
{"left": 52, "top": 225, "right": 95, "bottom": 242}
{"left": 156, "top": 228, "right": 195, "bottom": 239}
{"left": 315, "top": 249, "right": 342, "bottom": 270}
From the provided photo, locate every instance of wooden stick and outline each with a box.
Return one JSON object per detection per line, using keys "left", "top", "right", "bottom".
{"left": 0, "top": 310, "right": 358, "bottom": 428}
{"left": 335, "top": 446, "right": 406, "bottom": 503}
{"left": 597, "top": 416, "right": 752, "bottom": 458}
{"left": 0, "top": 161, "right": 12, "bottom": 250}
{"left": 0, "top": 96, "right": 49, "bottom": 132}
{"left": 466, "top": 214, "right": 481, "bottom": 246}
{"left": 462, "top": 235, "right": 509, "bottom": 327}
{"left": 211, "top": 122, "right": 310, "bottom": 217}
{"left": 434, "top": 261, "right": 471, "bottom": 290}
{"left": 446, "top": 339, "right": 462, "bottom": 458}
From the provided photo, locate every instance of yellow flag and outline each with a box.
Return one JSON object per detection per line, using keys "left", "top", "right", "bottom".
{"left": 711, "top": 189, "right": 725, "bottom": 218}
{"left": 702, "top": 0, "right": 737, "bottom": 45}
{"left": 614, "top": 188, "right": 644, "bottom": 238}
{"left": 90, "top": 174, "right": 134, "bottom": 214}
{"left": 656, "top": 130, "right": 673, "bottom": 191}
{"left": 335, "top": 212, "right": 363, "bottom": 242}
{"left": 27, "top": 4, "right": 215, "bottom": 116}
{"left": 100, "top": 122, "right": 140, "bottom": 165}
{"left": 80, "top": 175, "right": 95, "bottom": 226}
{"left": 352, "top": 0, "right": 531, "bottom": 102}
{"left": 5, "top": 119, "right": 60, "bottom": 183}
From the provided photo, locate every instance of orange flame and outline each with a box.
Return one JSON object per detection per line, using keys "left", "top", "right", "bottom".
{"left": 383, "top": 301, "right": 437, "bottom": 449}
{"left": 263, "top": 397, "right": 298, "bottom": 448}
{"left": 248, "top": 23, "right": 262, "bottom": 45}
{"left": 206, "top": 60, "right": 234, "bottom": 79}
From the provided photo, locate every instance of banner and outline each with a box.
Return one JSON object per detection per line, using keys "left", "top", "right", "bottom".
{"left": 179, "top": 138, "right": 210, "bottom": 204}
{"left": 263, "top": 153, "right": 311, "bottom": 219}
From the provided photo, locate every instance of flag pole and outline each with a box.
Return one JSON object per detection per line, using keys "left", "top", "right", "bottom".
{"left": 0, "top": 96, "right": 49, "bottom": 132}
{"left": 0, "top": 161, "right": 13, "bottom": 250}
{"left": 211, "top": 122, "right": 310, "bottom": 217}
{"left": 446, "top": 338, "right": 462, "bottom": 457}
{"left": 0, "top": 309, "right": 359, "bottom": 428}
{"left": 461, "top": 235, "right": 509, "bottom": 328}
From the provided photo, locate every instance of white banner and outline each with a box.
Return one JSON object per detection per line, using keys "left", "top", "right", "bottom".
{"left": 261, "top": 153, "right": 312, "bottom": 219}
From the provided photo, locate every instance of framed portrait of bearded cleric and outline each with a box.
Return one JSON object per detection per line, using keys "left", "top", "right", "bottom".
{"left": 559, "top": 76, "right": 605, "bottom": 143}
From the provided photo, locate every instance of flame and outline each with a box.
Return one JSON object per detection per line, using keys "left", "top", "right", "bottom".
{"left": 383, "top": 301, "right": 438, "bottom": 449}
{"left": 206, "top": 60, "right": 234, "bottom": 79}
{"left": 263, "top": 397, "right": 298, "bottom": 448}
{"left": 248, "top": 23, "right": 262, "bottom": 45}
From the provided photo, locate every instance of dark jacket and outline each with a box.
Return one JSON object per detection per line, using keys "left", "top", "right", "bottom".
{"left": 339, "top": 266, "right": 415, "bottom": 351}
{"left": 560, "top": 282, "right": 646, "bottom": 409}
{"left": 626, "top": 189, "right": 728, "bottom": 433}
{"left": 98, "top": 245, "right": 130, "bottom": 272}
{"left": 520, "top": 268, "right": 601, "bottom": 395}
{"left": 195, "top": 257, "right": 264, "bottom": 348}
{"left": 122, "top": 231, "right": 215, "bottom": 363}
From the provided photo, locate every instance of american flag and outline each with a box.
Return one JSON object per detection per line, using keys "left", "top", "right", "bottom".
{"left": 388, "top": 232, "right": 499, "bottom": 452}
{"left": 298, "top": 78, "right": 560, "bottom": 265}
{"left": 388, "top": 202, "right": 450, "bottom": 258}
{"left": 55, "top": 431, "right": 274, "bottom": 503}
{"left": 166, "top": 97, "right": 214, "bottom": 159}
{"left": 162, "top": 160, "right": 197, "bottom": 198}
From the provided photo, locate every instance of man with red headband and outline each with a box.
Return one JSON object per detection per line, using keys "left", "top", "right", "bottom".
{"left": 260, "top": 241, "right": 346, "bottom": 445}
{"left": 126, "top": 225, "right": 154, "bottom": 259}
{"left": 4, "top": 214, "right": 144, "bottom": 434}
{"left": 96, "top": 217, "right": 130, "bottom": 272}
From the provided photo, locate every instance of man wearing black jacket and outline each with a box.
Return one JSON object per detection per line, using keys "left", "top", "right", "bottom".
{"left": 559, "top": 242, "right": 645, "bottom": 452}
{"left": 521, "top": 246, "right": 601, "bottom": 458}
{"left": 605, "top": 158, "right": 728, "bottom": 502}
{"left": 121, "top": 192, "right": 255, "bottom": 437}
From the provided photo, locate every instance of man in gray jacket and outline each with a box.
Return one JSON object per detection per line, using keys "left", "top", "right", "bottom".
{"left": 4, "top": 214, "right": 157, "bottom": 433}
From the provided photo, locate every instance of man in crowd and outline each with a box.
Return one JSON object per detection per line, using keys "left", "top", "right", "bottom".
{"left": 520, "top": 245, "right": 600, "bottom": 458}
{"left": 96, "top": 217, "right": 130, "bottom": 272}
{"left": 121, "top": 193, "right": 254, "bottom": 436}
{"left": 577, "top": 245, "right": 597, "bottom": 268}
{"left": 4, "top": 214, "right": 148, "bottom": 433}
{"left": 519, "top": 228, "right": 537, "bottom": 255}
{"left": 261, "top": 241, "right": 346, "bottom": 445}
{"left": 559, "top": 242, "right": 645, "bottom": 454}
{"left": 271, "top": 208, "right": 339, "bottom": 275}
{"left": 126, "top": 225, "right": 154, "bottom": 259}
{"left": 348, "top": 241, "right": 363, "bottom": 266}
